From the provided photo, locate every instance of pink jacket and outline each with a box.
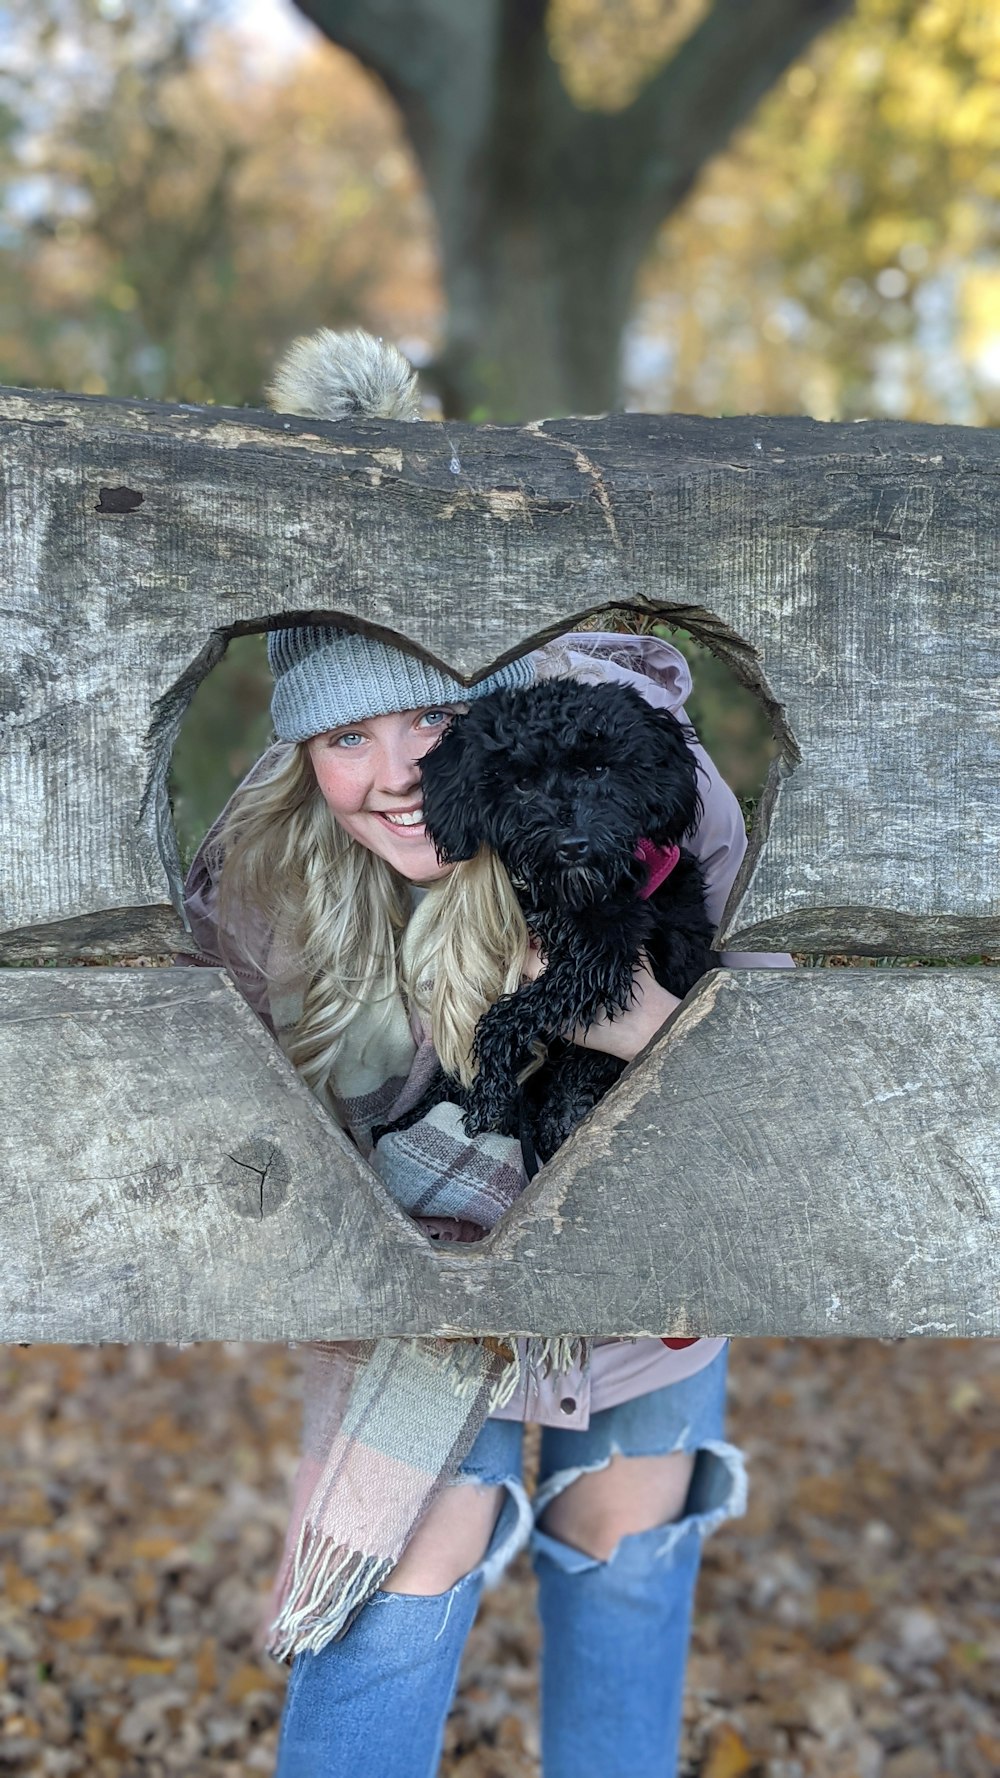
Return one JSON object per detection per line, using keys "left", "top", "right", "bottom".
{"left": 179, "top": 632, "right": 792, "bottom": 1428}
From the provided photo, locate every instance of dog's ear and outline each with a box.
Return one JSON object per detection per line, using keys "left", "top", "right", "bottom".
{"left": 418, "top": 716, "right": 489, "bottom": 861}
{"left": 642, "top": 708, "right": 704, "bottom": 844}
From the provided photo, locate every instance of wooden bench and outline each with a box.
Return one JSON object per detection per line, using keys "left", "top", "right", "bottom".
{"left": 1, "top": 389, "right": 997, "bottom": 1343}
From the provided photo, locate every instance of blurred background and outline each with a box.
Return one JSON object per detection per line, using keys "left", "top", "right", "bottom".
{"left": 2, "top": 5, "right": 999, "bottom": 1776}
{"left": 3, "top": 0, "right": 999, "bottom": 852}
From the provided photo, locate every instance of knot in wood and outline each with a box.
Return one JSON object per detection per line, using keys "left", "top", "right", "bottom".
{"left": 95, "top": 485, "right": 143, "bottom": 514}
{"left": 219, "top": 1135, "right": 290, "bottom": 1220}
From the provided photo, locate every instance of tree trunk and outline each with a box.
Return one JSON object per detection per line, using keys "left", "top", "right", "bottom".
{"left": 294, "top": 0, "right": 851, "bottom": 417}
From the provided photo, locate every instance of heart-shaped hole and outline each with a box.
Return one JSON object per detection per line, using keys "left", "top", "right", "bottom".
{"left": 167, "top": 611, "right": 779, "bottom": 1240}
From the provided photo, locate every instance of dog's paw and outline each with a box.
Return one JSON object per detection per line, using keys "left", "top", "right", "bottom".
{"left": 462, "top": 1079, "right": 519, "bottom": 1140}
{"left": 475, "top": 1005, "right": 549, "bottom": 1074}
{"left": 597, "top": 958, "right": 643, "bottom": 1021}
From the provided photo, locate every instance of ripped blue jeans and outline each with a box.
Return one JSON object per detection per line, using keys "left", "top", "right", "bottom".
{"left": 274, "top": 1347, "right": 743, "bottom": 1778}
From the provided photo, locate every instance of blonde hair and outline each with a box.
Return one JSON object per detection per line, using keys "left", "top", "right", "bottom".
{"left": 402, "top": 853, "right": 528, "bottom": 1086}
{"left": 215, "top": 743, "right": 528, "bottom": 1094}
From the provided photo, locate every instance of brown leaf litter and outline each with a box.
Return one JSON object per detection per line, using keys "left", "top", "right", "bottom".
{"left": 0, "top": 1338, "right": 997, "bottom": 1776}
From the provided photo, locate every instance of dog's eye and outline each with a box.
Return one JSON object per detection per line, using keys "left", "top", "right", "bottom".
{"left": 587, "top": 763, "right": 609, "bottom": 779}
{"left": 515, "top": 777, "right": 534, "bottom": 794}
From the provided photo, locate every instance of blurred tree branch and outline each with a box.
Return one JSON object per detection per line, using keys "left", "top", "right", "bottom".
{"left": 0, "top": 0, "right": 430, "bottom": 407}
{"left": 293, "top": 0, "right": 851, "bottom": 416}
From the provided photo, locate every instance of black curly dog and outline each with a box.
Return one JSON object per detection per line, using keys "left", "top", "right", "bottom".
{"left": 374, "top": 677, "right": 715, "bottom": 1173}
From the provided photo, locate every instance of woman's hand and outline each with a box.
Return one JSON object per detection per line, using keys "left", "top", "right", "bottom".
{"left": 571, "top": 956, "right": 681, "bottom": 1062}
{"left": 520, "top": 940, "right": 680, "bottom": 1063}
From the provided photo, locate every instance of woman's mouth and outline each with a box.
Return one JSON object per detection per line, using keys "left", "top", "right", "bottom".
{"left": 375, "top": 806, "right": 426, "bottom": 834}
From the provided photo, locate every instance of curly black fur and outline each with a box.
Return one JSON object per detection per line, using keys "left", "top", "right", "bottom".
{"left": 374, "top": 678, "right": 716, "bottom": 1168}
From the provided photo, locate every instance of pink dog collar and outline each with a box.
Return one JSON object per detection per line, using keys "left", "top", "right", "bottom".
{"left": 634, "top": 838, "right": 680, "bottom": 898}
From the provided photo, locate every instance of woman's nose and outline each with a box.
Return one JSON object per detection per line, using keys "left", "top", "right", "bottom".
{"left": 377, "top": 738, "right": 423, "bottom": 795}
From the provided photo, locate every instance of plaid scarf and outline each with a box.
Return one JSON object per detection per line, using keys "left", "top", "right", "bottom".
{"left": 265, "top": 1014, "right": 585, "bottom": 1662}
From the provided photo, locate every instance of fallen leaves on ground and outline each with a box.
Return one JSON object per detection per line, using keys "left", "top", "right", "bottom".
{"left": 0, "top": 1338, "right": 996, "bottom": 1776}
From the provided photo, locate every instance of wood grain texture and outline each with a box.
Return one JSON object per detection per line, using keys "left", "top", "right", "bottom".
{"left": 1, "top": 966, "right": 995, "bottom": 1342}
{"left": 1, "top": 388, "right": 998, "bottom": 959}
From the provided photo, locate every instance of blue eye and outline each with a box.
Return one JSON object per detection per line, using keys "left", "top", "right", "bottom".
{"left": 326, "top": 709, "right": 453, "bottom": 748}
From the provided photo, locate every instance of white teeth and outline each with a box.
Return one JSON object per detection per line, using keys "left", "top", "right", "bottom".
{"left": 383, "top": 809, "right": 424, "bottom": 827}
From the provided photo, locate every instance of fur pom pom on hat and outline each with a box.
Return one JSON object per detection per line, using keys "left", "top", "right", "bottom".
{"left": 265, "top": 329, "right": 533, "bottom": 740}
{"left": 267, "top": 327, "right": 421, "bottom": 423}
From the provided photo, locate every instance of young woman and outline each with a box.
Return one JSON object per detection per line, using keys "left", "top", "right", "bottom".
{"left": 182, "top": 616, "right": 792, "bottom": 1778}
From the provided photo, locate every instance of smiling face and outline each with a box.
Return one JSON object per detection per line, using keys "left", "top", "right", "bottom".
{"left": 306, "top": 704, "right": 467, "bottom": 883}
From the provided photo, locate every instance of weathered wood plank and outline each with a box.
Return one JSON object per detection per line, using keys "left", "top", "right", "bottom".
{"left": 1, "top": 966, "right": 996, "bottom": 1341}
{"left": 1, "top": 389, "right": 998, "bottom": 958}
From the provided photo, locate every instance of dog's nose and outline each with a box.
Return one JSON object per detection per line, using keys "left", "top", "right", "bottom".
{"left": 557, "top": 834, "right": 591, "bottom": 863}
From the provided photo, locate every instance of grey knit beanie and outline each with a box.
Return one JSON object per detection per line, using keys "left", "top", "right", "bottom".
{"left": 268, "top": 625, "right": 535, "bottom": 742}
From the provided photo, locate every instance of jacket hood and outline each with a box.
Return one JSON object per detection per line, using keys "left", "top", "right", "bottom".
{"left": 532, "top": 629, "right": 693, "bottom": 716}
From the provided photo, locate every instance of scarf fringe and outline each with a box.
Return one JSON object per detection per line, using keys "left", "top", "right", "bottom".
{"left": 487, "top": 1344, "right": 523, "bottom": 1414}
{"left": 535, "top": 1334, "right": 588, "bottom": 1379}
{"left": 266, "top": 1523, "right": 394, "bottom": 1663}
{"left": 487, "top": 1334, "right": 589, "bottom": 1413}
{"left": 267, "top": 1334, "right": 590, "bottom": 1663}
{"left": 436, "top": 1333, "right": 589, "bottom": 1416}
